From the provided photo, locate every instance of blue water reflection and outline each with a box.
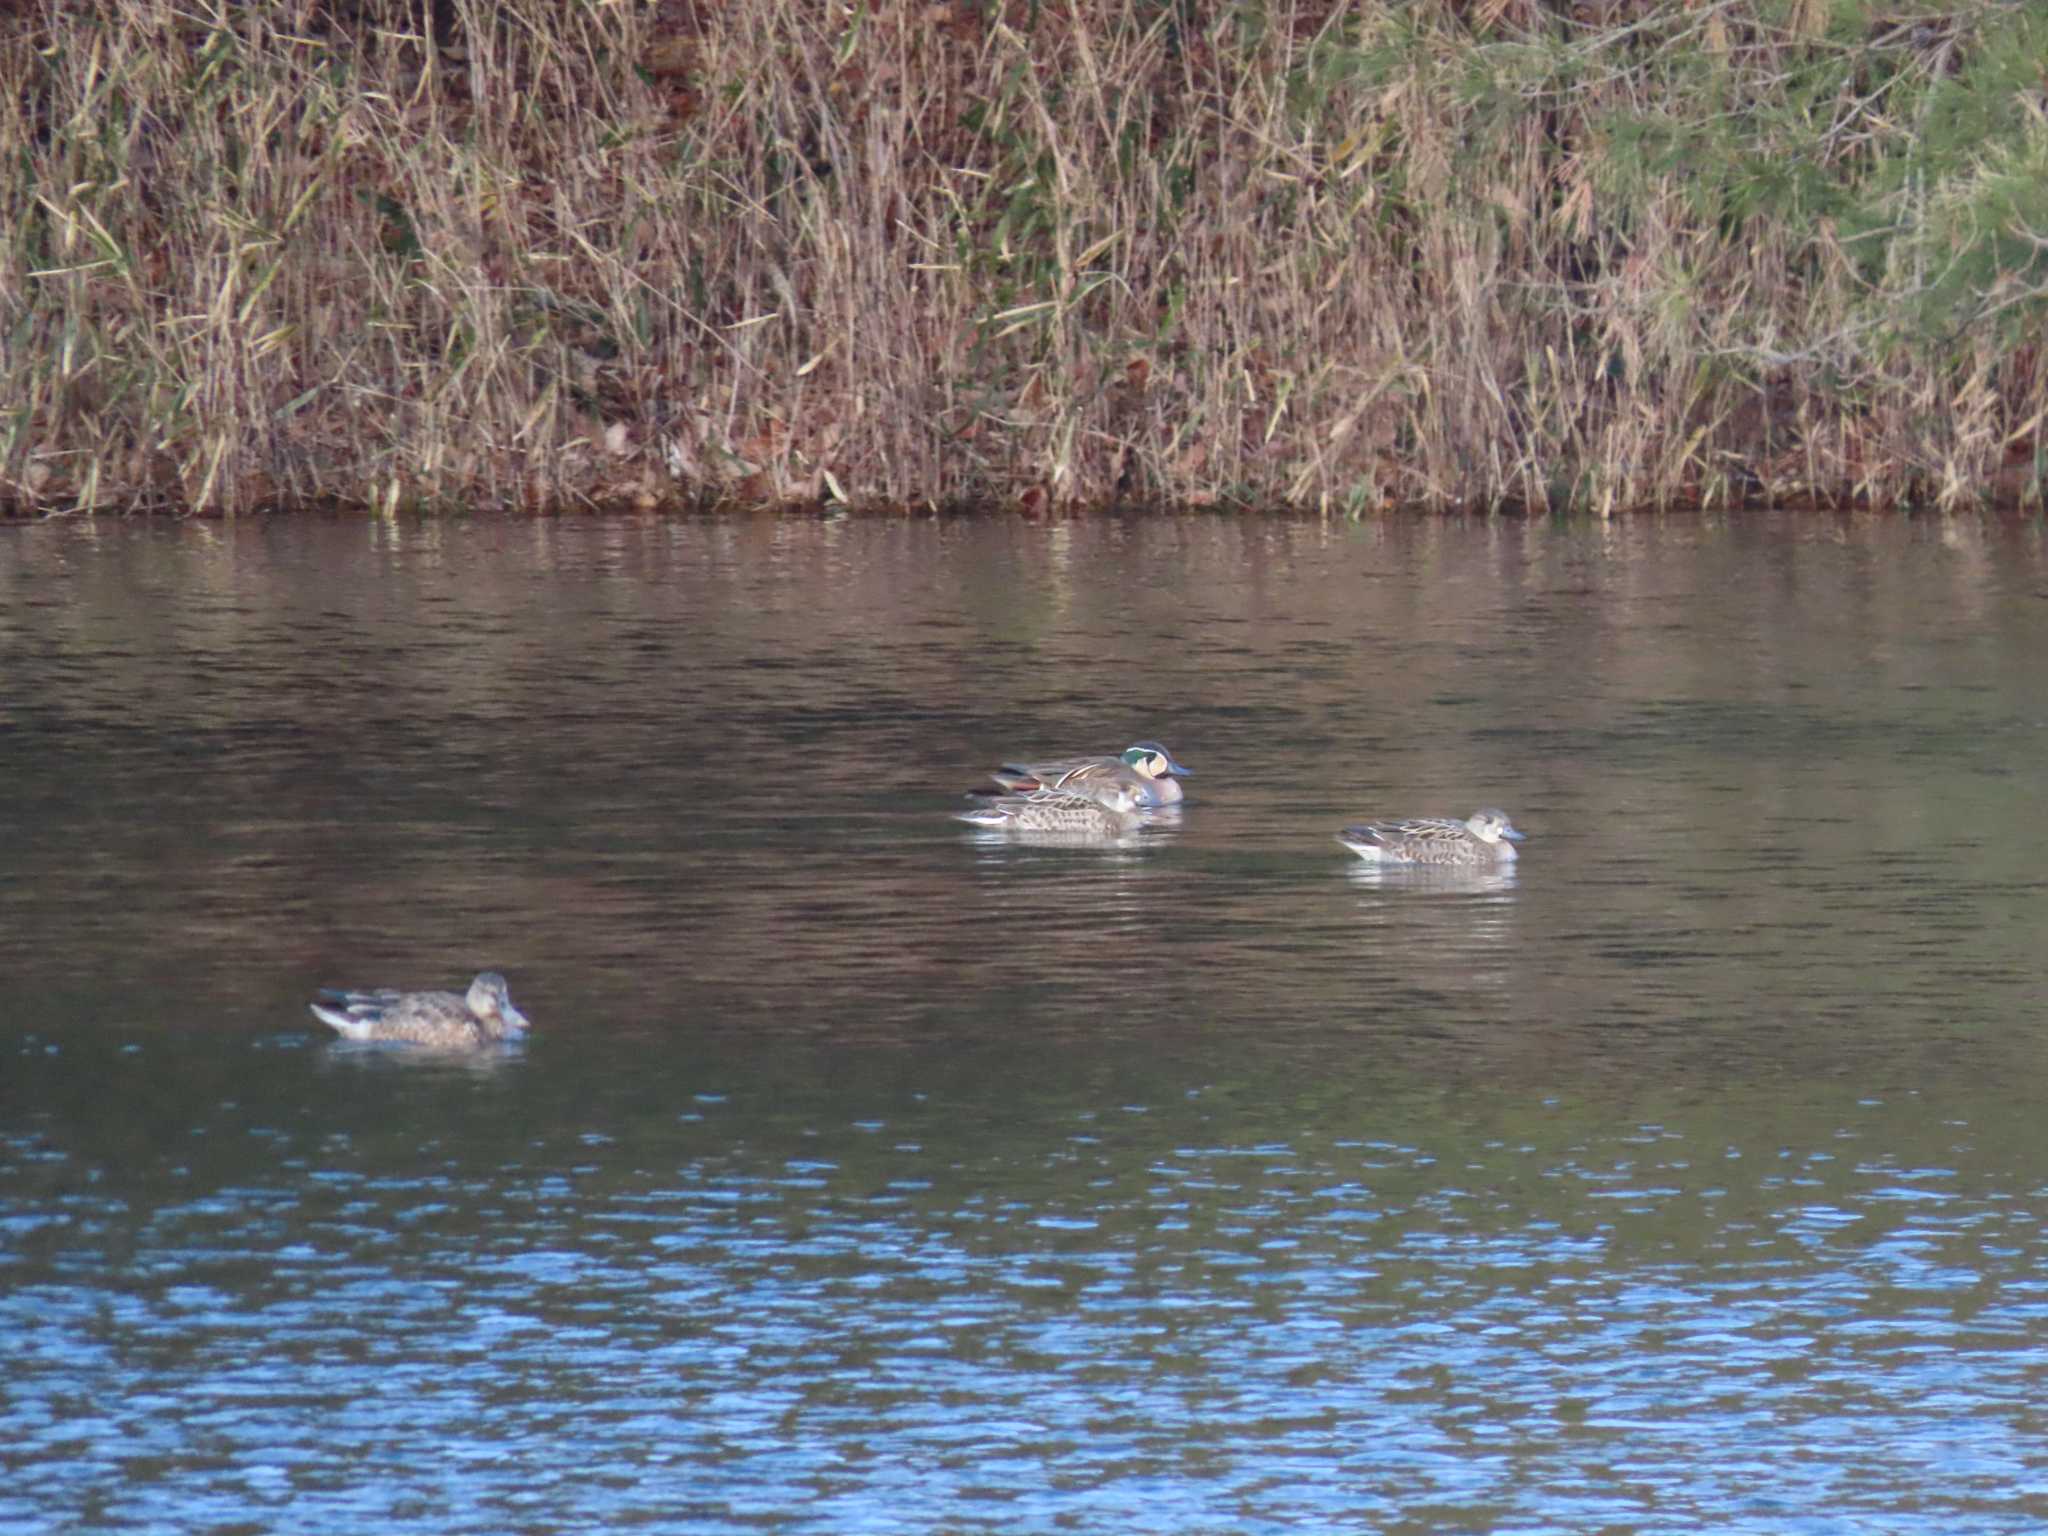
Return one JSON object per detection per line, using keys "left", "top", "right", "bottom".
{"left": 5, "top": 1032, "right": 2047, "bottom": 1533}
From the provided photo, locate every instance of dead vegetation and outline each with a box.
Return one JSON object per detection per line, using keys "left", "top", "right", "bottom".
{"left": 2, "top": 0, "right": 2045, "bottom": 515}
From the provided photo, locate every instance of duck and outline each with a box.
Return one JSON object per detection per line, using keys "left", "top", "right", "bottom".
{"left": 1336, "top": 809, "right": 1525, "bottom": 866}
{"left": 310, "top": 971, "right": 530, "bottom": 1047}
{"left": 987, "top": 741, "right": 1192, "bottom": 807}
{"left": 956, "top": 783, "right": 1146, "bottom": 838}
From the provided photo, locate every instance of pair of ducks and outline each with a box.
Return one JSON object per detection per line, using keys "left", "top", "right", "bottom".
{"left": 956, "top": 740, "right": 1527, "bottom": 868}
{"left": 310, "top": 747, "right": 1526, "bottom": 1049}
{"left": 957, "top": 741, "right": 1192, "bottom": 836}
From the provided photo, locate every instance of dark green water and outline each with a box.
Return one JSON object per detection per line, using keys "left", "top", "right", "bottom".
{"left": 3, "top": 513, "right": 2046, "bottom": 1532}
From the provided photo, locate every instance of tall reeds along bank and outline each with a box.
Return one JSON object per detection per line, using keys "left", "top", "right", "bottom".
{"left": 3, "top": 0, "right": 2046, "bottom": 515}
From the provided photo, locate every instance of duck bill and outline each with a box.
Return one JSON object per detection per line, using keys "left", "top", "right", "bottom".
{"left": 1500, "top": 827, "right": 1525, "bottom": 841}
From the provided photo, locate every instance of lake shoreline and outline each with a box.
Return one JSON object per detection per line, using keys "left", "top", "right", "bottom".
{"left": 6, "top": 2, "right": 2047, "bottom": 517}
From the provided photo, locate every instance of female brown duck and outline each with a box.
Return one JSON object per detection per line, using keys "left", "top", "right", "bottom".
{"left": 310, "top": 972, "right": 530, "bottom": 1047}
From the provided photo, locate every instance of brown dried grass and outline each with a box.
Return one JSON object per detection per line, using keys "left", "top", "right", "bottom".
{"left": 1, "top": 0, "right": 2044, "bottom": 515}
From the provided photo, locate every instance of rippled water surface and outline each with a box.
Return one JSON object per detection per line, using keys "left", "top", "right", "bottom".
{"left": 4, "top": 514, "right": 2048, "bottom": 1532}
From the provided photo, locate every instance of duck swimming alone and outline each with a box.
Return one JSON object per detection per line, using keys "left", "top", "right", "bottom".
{"left": 310, "top": 971, "right": 531, "bottom": 1047}
{"left": 987, "top": 741, "right": 1192, "bottom": 807}
{"left": 1336, "top": 809, "right": 1525, "bottom": 867}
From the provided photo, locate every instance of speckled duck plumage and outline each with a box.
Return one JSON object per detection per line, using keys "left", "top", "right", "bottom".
{"left": 956, "top": 784, "right": 1146, "bottom": 838}
{"left": 310, "top": 971, "right": 530, "bottom": 1047}
{"left": 1336, "top": 809, "right": 1525, "bottom": 867}
{"left": 987, "top": 742, "right": 1192, "bottom": 807}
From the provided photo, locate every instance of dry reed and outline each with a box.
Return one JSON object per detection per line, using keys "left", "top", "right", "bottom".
{"left": 2, "top": 0, "right": 2045, "bottom": 515}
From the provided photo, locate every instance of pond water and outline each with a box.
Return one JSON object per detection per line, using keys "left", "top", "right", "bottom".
{"left": 3, "top": 512, "right": 2047, "bottom": 1533}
